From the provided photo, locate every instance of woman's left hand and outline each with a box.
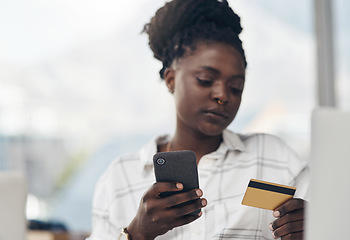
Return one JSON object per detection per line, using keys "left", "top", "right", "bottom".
{"left": 270, "top": 198, "right": 307, "bottom": 240}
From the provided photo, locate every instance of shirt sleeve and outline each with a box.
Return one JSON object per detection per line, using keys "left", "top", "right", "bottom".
{"left": 86, "top": 160, "right": 125, "bottom": 240}
{"left": 260, "top": 134, "right": 310, "bottom": 240}
{"left": 285, "top": 142, "right": 310, "bottom": 201}
{"left": 291, "top": 163, "right": 310, "bottom": 201}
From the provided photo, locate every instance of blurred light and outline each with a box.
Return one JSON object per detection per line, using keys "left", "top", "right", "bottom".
{"left": 0, "top": 84, "right": 25, "bottom": 107}
{"left": 26, "top": 194, "right": 40, "bottom": 219}
{"left": 31, "top": 107, "right": 58, "bottom": 136}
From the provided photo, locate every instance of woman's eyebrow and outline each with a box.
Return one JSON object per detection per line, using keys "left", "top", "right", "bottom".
{"left": 199, "top": 66, "right": 245, "bottom": 80}
{"left": 232, "top": 75, "right": 245, "bottom": 81}
{"left": 199, "top": 66, "right": 221, "bottom": 74}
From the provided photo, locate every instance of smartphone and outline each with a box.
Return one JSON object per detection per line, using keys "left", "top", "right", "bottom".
{"left": 153, "top": 150, "right": 200, "bottom": 215}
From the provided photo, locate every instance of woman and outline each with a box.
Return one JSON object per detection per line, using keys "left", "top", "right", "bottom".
{"left": 88, "top": 0, "right": 309, "bottom": 239}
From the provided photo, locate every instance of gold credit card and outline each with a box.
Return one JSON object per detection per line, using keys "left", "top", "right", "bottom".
{"left": 241, "top": 179, "right": 296, "bottom": 210}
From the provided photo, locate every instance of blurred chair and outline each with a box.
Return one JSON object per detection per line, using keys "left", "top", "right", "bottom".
{"left": 306, "top": 108, "right": 350, "bottom": 240}
{"left": 0, "top": 171, "right": 27, "bottom": 240}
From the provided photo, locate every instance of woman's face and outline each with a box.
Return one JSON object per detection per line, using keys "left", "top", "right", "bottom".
{"left": 165, "top": 41, "right": 246, "bottom": 137}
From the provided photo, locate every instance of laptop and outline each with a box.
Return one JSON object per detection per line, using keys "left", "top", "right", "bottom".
{"left": 0, "top": 171, "right": 27, "bottom": 240}
{"left": 306, "top": 108, "right": 350, "bottom": 240}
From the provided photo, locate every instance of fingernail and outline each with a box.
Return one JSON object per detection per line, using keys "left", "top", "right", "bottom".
{"left": 196, "top": 189, "right": 202, "bottom": 197}
{"left": 269, "top": 223, "right": 273, "bottom": 231}
{"left": 273, "top": 211, "right": 280, "bottom": 218}
{"left": 272, "top": 232, "right": 276, "bottom": 239}
{"left": 176, "top": 183, "right": 183, "bottom": 189}
{"left": 201, "top": 199, "right": 207, "bottom": 206}
{"left": 198, "top": 211, "right": 202, "bottom": 217}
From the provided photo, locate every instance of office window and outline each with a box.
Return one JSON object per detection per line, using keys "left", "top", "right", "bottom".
{"left": 3, "top": 0, "right": 348, "bottom": 233}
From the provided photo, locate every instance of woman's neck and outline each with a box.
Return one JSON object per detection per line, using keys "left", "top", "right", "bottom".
{"left": 169, "top": 129, "right": 223, "bottom": 163}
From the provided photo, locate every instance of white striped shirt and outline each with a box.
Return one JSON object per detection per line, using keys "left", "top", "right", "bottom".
{"left": 88, "top": 130, "right": 309, "bottom": 240}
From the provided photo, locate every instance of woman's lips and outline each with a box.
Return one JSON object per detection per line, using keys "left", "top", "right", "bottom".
{"left": 203, "top": 108, "right": 229, "bottom": 120}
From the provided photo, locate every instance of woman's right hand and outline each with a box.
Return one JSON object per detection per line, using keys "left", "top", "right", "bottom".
{"left": 126, "top": 182, "right": 207, "bottom": 240}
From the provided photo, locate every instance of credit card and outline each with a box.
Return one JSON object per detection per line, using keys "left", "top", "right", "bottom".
{"left": 241, "top": 179, "right": 296, "bottom": 210}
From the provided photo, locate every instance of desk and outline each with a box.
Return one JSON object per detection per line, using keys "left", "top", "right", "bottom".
{"left": 27, "top": 231, "right": 89, "bottom": 240}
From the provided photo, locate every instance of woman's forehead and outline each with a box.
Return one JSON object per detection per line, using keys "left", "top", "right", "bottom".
{"left": 175, "top": 42, "right": 245, "bottom": 71}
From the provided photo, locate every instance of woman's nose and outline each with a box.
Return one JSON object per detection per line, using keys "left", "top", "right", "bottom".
{"left": 211, "top": 82, "right": 228, "bottom": 104}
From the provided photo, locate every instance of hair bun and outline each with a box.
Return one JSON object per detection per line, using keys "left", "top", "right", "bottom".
{"left": 144, "top": 0, "right": 243, "bottom": 61}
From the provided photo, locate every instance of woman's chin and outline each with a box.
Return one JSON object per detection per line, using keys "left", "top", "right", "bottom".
{"left": 197, "top": 124, "right": 227, "bottom": 137}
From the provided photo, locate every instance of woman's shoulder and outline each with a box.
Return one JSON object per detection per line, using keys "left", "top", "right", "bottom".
{"left": 231, "top": 130, "right": 307, "bottom": 166}
{"left": 108, "top": 152, "right": 142, "bottom": 168}
{"left": 239, "top": 132, "right": 288, "bottom": 146}
{"left": 93, "top": 144, "right": 154, "bottom": 196}
{"left": 98, "top": 134, "right": 170, "bottom": 181}
{"left": 225, "top": 129, "right": 289, "bottom": 148}
{"left": 95, "top": 152, "right": 142, "bottom": 187}
{"left": 225, "top": 130, "right": 302, "bottom": 163}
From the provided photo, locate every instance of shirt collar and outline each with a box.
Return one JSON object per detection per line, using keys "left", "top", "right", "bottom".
{"left": 222, "top": 129, "right": 246, "bottom": 152}
{"left": 139, "top": 129, "right": 246, "bottom": 169}
{"left": 139, "top": 134, "right": 170, "bottom": 168}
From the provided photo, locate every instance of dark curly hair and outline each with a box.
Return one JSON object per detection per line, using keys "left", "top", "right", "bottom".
{"left": 143, "top": 0, "right": 247, "bottom": 79}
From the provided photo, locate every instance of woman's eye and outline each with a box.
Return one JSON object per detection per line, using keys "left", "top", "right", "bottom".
{"left": 230, "top": 87, "right": 243, "bottom": 95}
{"left": 196, "top": 78, "right": 213, "bottom": 86}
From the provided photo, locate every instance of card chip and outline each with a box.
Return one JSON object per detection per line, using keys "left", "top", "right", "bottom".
{"left": 241, "top": 179, "right": 296, "bottom": 210}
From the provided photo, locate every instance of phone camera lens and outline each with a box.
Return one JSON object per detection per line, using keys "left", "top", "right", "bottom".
{"left": 156, "top": 158, "right": 166, "bottom": 165}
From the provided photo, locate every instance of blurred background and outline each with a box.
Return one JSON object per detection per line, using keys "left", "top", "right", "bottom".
{"left": 0, "top": 0, "right": 349, "bottom": 235}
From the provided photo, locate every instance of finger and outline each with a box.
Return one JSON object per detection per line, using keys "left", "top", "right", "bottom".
{"left": 271, "top": 208, "right": 304, "bottom": 230}
{"left": 147, "top": 182, "right": 183, "bottom": 198}
{"left": 280, "top": 231, "right": 303, "bottom": 240}
{"left": 161, "top": 189, "right": 203, "bottom": 208}
{"left": 271, "top": 220, "right": 304, "bottom": 239}
{"left": 273, "top": 198, "right": 305, "bottom": 218}
{"left": 171, "top": 211, "right": 203, "bottom": 229}
{"left": 168, "top": 198, "right": 207, "bottom": 217}
{"left": 145, "top": 199, "right": 206, "bottom": 227}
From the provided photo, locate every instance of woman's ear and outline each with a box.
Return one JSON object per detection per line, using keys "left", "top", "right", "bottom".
{"left": 164, "top": 68, "right": 175, "bottom": 94}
